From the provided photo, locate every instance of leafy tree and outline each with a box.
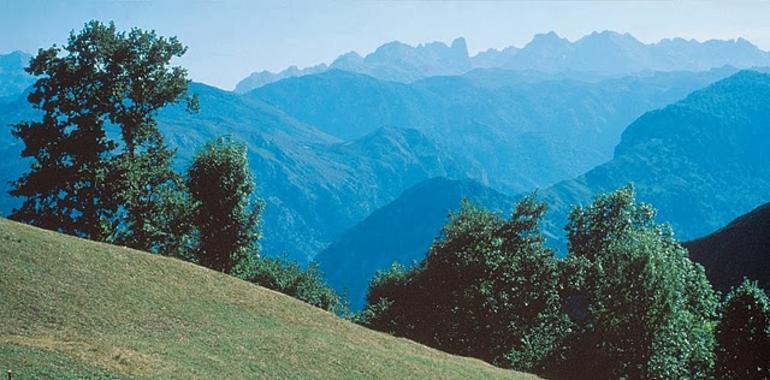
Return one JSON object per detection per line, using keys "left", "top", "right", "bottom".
{"left": 10, "top": 20, "right": 197, "bottom": 249}
{"left": 360, "top": 197, "right": 569, "bottom": 372}
{"left": 248, "top": 256, "right": 345, "bottom": 313}
{"left": 715, "top": 279, "right": 770, "bottom": 380}
{"left": 187, "top": 137, "right": 261, "bottom": 276}
{"left": 554, "top": 185, "right": 718, "bottom": 380}
{"left": 107, "top": 142, "right": 194, "bottom": 257}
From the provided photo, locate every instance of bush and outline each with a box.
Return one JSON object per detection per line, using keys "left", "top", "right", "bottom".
{"left": 553, "top": 185, "right": 718, "bottom": 380}
{"left": 359, "top": 197, "right": 569, "bottom": 372}
{"left": 188, "top": 137, "right": 262, "bottom": 277}
{"left": 715, "top": 279, "right": 770, "bottom": 380}
{"left": 249, "top": 256, "right": 346, "bottom": 314}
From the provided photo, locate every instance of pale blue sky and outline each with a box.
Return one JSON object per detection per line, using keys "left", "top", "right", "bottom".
{"left": 2, "top": 0, "right": 770, "bottom": 90}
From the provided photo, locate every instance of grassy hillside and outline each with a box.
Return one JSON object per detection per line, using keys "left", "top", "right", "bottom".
{"left": 0, "top": 218, "right": 535, "bottom": 379}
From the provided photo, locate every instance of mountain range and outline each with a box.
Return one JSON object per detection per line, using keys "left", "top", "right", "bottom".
{"left": 247, "top": 68, "right": 737, "bottom": 194}
{"left": 234, "top": 31, "right": 770, "bottom": 92}
{"left": 0, "top": 51, "right": 33, "bottom": 98}
{"left": 317, "top": 70, "right": 770, "bottom": 306}
{"left": 1, "top": 56, "right": 760, "bottom": 265}
{"left": 538, "top": 70, "right": 770, "bottom": 245}
{"left": 2, "top": 47, "right": 743, "bottom": 263}
{"left": 2, "top": 39, "right": 770, "bottom": 295}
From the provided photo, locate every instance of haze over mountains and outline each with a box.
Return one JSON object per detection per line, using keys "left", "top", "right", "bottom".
{"left": 235, "top": 31, "right": 770, "bottom": 92}
{"left": 319, "top": 70, "right": 770, "bottom": 306}
{"left": 538, "top": 70, "right": 770, "bottom": 244}
{"left": 2, "top": 45, "right": 747, "bottom": 264}
{"left": 2, "top": 32, "right": 770, "bottom": 308}
{"left": 0, "top": 51, "right": 33, "bottom": 98}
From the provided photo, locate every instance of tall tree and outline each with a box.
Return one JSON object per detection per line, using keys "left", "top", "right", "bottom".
{"left": 360, "top": 197, "right": 569, "bottom": 372}
{"left": 187, "top": 137, "right": 262, "bottom": 276}
{"left": 10, "top": 20, "right": 196, "bottom": 248}
{"left": 556, "top": 185, "right": 718, "bottom": 380}
{"left": 715, "top": 279, "right": 770, "bottom": 380}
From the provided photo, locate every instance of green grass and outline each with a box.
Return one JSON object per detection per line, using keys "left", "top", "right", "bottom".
{"left": 0, "top": 218, "right": 536, "bottom": 379}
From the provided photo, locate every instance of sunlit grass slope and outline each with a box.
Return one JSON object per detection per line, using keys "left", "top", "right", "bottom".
{"left": 0, "top": 218, "right": 536, "bottom": 379}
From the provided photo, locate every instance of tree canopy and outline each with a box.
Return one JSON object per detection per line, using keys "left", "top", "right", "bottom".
{"left": 187, "top": 137, "right": 261, "bottom": 276}
{"left": 715, "top": 279, "right": 770, "bottom": 380}
{"left": 553, "top": 185, "right": 718, "bottom": 379}
{"left": 360, "top": 197, "right": 569, "bottom": 371}
{"left": 10, "top": 20, "right": 197, "bottom": 252}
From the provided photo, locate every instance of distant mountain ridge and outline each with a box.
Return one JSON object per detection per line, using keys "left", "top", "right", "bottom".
{"left": 0, "top": 68, "right": 744, "bottom": 263}
{"left": 234, "top": 64, "right": 328, "bottom": 94}
{"left": 247, "top": 67, "right": 739, "bottom": 194}
{"left": 316, "top": 70, "right": 770, "bottom": 305}
{"left": 234, "top": 31, "right": 770, "bottom": 92}
{"left": 0, "top": 51, "right": 34, "bottom": 98}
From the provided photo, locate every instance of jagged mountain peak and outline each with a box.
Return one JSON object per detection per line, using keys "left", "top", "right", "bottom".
{"left": 528, "top": 31, "right": 570, "bottom": 45}
{"left": 235, "top": 32, "right": 770, "bottom": 92}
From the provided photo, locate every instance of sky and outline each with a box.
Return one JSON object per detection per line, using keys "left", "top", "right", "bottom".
{"left": 2, "top": 0, "right": 770, "bottom": 90}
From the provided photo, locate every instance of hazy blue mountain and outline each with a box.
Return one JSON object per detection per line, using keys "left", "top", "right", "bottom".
{"left": 503, "top": 31, "right": 770, "bottom": 74}
{"left": 537, "top": 70, "right": 770, "bottom": 250}
{"left": 653, "top": 37, "right": 770, "bottom": 71}
{"left": 0, "top": 66, "right": 759, "bottom": 266}
{"left": 685, "top": 202, "right": 770, "bottom": 295}
{"left": 315, "top": 177, "right": 514, "bottom": 309}
{"left": 316, "top": 70, "right": 770, "bottom": 305}
{"left": 329, "top": 37, "right": 472, "bottom": 83}
{"left": 0, "top": 90, "right": 36, "bottom": 212}
{"left": 249, "top": 67, "right": 738, "bottom": 194}
{"left": 233, "top": 64, "right": 328, "bottom": 93}
{"left": 0, "top": 82, "right": 468, "bottom": 263}
{"left": 470, "top": 46, "right": 520, "bottom": 68}
{"left": 235, "top": 37, "right": 472, "bottom": 92}
{"left": 157, "top": 84, "right": 472, "bottom": 262}
{"left": 234, "top": 32, "right": 769, "bottom": 93}
{"left": 0, "top": 51, "right": 33, "bottom": 98}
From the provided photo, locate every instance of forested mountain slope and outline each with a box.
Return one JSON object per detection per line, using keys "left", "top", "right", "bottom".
{"left": 685, "top": 202, "right": 770, "bottom": 294}
{"left": 539, "top": 70, "right": 770, "bottom": 249}
{"left": 318, "top": 70, "right": 770, "bottom": 304}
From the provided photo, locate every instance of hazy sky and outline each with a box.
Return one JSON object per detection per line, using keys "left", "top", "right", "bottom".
{"left": 2, "top": 0, "right": 770, "bottom": 90}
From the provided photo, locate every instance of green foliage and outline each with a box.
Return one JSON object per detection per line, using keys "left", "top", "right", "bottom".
{"left": 9, "top": 20, "right": 196, "bottom": 253}
{"left": 248, "top": 256, "right": 345, "bottom": 314}
{"left": 187, "top": 136, "right": 261, "bottom": 276}
{"left": 360, "top": 197, "right": 569, "bottom": 372}
{"left": 715, "top": 279, "right": 770, "bottom": 380}
{"left": 107, "top": 142, "right": 195, "bottom": 257}
{"left": 554, "top": 185, "right": 718, "bottom": 380}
